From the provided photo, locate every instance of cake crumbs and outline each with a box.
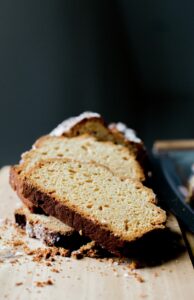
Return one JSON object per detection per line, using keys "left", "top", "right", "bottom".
{"left": 124, "top": 270, "right": 145, "bottom": 283}
{"left": 15, "top": 282, "right": 23, "bottom": 286}
{"left": 140, "top": 294, "right": 148, "bottom": 298}
{"left": 154, "top": 271, "right": 159, "bottom": 277}
{"left": 10, "top": 259, "right": 19, "bottom": 265}
{"left": 23, "top": 246, "right": 70, "bottom": 263}
{"left": 51, "top": 268, "right": 60, "bottom": 273}
{"left": 35, "top": 279, "right": 54, "bottom": 287}
{"left": 12, "top": 240, "right": 24, "bottom": 247}
{"left": 134, "top": 272, "right": 145, "bottom": 283}
{"left": 71, "top": 241, "right": 100, "bottom": 259}
{"left": 127, "top": 261, "right": 139, "bottom": 270}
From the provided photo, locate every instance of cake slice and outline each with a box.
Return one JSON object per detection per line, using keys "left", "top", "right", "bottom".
{"left": 19, "top": 158, "right": 166, "bottom": 256}
{"left": 50, "top": 111, "right": 146, "bottom": 162}
{"left": 14, "top": 206, "right": 83, "bottom": 248}
{"left": 10, "top": 135, "right": 145, "bottom": 211}
{"left": 20, "top": 135, "right": 145, "bottom": 181}
{"left": 15, "top": 206, "right": 108, "bottom": 258}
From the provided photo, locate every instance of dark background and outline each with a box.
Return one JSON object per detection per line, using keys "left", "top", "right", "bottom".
{"left": 1, "top": 0, "right": 194, "bottom": 167}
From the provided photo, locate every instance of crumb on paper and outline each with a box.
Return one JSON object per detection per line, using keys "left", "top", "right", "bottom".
{"left": 139, "top": 294, "right": 148, "bottom": 298}
{"left": 134, "top": 273, "right": 145, "bottom": 283}
{"left": 154, "top": 271, "right": 159, "bottom": 277}
{"left": 124, "top": 270, "right": 145, "bottom": 283}
{"left": 35, "top": 279, "right": 54, "bottom": 287}
{"left": 127, "top": 261, "right": 139, "bottom": 270}
{"left": 51, "top": 268, "right": 60, "bottom": 273}
{"left": 10, "top": 258, "right": 19, "bottom": 265}
{"left": 15, "top": 282, "right": 23, "bottom": 286}
{"left": 21, "top": 245, "right": 70, "bottom": 263}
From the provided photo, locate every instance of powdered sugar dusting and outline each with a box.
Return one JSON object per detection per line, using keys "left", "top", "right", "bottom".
{"left": 109, "top": 122, "right": 141, "bottom": 143}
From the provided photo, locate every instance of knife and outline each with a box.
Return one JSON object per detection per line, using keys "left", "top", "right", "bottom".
{"left": 152, "top": 140, "right": 194, "bottom": 233}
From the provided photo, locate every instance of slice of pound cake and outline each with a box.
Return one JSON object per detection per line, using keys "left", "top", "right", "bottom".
{"left": 21, "top": 135, "right": 145, "bottom": 181}
{"left": 15, "top": 206, "right": 108, "bottom": 258}
{"left": 15, "top": 206, "right": 81, "bottom": 248}
{"left": 50, "top": 111, "right": 146, "bottom": 163}
{"left": 10, "top": 135, "right": 145, "bottom": 211}
{"left": 19, "top": 158, "right": 166, "bottom": 256}
{"left": 14, "top": 206, "right": 78, "bottom": 246}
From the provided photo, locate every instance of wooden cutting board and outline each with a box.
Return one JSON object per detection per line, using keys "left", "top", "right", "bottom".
{"left": 0, "top": 166, "right": 194, "bottom": 300}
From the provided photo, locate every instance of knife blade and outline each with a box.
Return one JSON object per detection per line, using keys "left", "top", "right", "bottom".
{"left": 152, "top": 140, "right": 194, "bottom": 233}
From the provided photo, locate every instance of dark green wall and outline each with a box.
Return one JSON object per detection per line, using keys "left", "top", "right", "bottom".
{"left": 0, "top": 1, "right": 194, "bottom": 166}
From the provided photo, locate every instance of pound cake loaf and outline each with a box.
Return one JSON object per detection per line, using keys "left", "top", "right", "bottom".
{"left": 19, "top": 158, "right": 166, "bottom": 256}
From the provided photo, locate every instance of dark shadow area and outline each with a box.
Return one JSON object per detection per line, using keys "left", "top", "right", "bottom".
{"left": 77, "top": 225, "right": 185, "bottom": 267}
{"left": 121, "top": 226, "right": 185, "bottom": 267}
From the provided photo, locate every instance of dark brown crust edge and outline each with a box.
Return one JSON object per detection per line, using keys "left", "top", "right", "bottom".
{"left": 10, "top": 166, "right": 44, "bottom": 213}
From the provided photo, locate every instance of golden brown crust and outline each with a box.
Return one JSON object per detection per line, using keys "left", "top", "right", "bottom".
{"left": 10, "top": 166, "right": 42, "bottom": 213}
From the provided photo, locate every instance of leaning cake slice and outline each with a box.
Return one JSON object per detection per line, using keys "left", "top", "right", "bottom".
{"left": 19, "top": 158, "right": 166, "bottom": 256}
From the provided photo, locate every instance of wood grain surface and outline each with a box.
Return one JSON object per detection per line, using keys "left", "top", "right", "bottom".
{"left": 0, "top": 166, "right": 194, "bottom": 300}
